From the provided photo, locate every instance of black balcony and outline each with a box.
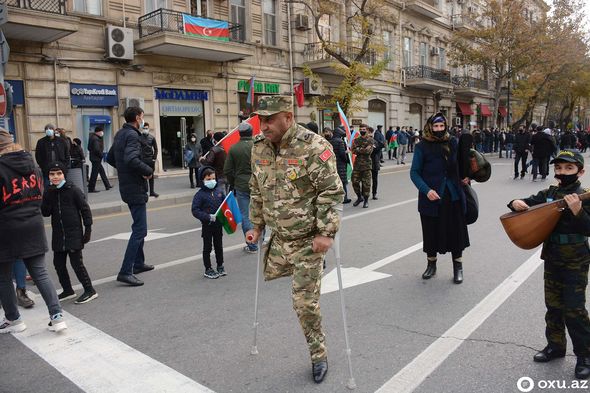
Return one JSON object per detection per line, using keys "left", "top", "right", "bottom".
{"left": 405, "top": 65, "right": 451, "bottom": 82}
{"left": 452, "top": 76, "right": 488, "bottom": 90}
{"left": 138, "top": 9, "right": 243, "bottom": 42}
{"left": 303, "top": 42, "right": 377, "bottom": 67}
{"left": 6, "top": 0, "right": 67, "bottom": 15}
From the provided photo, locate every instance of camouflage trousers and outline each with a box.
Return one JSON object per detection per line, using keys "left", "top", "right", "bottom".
{"left": 543, "top": 255, "right": 590, "bottom": 356}
{"left": 351, "top": 169, "right": 371, "bottom": 198}
{"left": 263, "top": 234, "right": 326, "bottom": 362}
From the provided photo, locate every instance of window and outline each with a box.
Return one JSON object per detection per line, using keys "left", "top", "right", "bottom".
{"left": 195, "top": 0, "right": 208, "bottom": 16}
{"left": 230, "top": 0, "right": 246, "bottom": 41}
{"left": 438, "top": 47, "right": 446, "bottom": 69}
{"left": 263, "top": 0, "right": 277, "bottom": 46}
{"left": 403, "top": 37, "right": 413, "bottom": 68}
{"left": 145, "top": 0, "right": 166, "bottom": 13}
{"left": 419, "top": 42, "right": 428, "bottom": 67}
{"left": 318, "top": 14, "right": 331, "bottom": 42}
{"left": 383, "top": 31, "right": 393, "bottom": 69}
{"left": 73, "top": 0, "right": 102, "bottom": 15}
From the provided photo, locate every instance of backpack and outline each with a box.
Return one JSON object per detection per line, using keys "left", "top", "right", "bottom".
{"left": 184, "top": 148, "right": 194, "bottom": 164}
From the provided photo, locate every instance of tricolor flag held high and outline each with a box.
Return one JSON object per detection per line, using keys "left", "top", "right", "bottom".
{"left": 246, "top": 76, "right": 256, "bottom": 107}
{"left": 336, "top": 102, "right": 357, "bottom": 181}
{"left": 215, "top": 191, "right": 242, "bottom": 234}
{"left": 182, "top": 15, "right": 229, "bottom": 41}
{"left": 216, "top": 115, "right": 261, "bottom": 154}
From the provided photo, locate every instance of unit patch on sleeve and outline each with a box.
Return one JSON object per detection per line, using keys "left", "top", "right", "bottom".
{"left": 319, "top": 149, "right": 333, "bottom": 162}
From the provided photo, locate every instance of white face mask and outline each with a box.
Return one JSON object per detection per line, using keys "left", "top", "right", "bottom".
{"left": 204, "top": 179, "right": 217, "bottom": 189}
{"left": 46, "top": 129, "right": 54, "bottom": 137}
{"left": 191, "top": 138, "right": 196, "bottom": 142}
{"left": 141, "top": 129, "right": 149, "bottom": 135}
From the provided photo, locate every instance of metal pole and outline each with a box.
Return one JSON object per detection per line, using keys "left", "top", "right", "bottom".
{"left": 251, "top": 237, "right": 264, "bottom": 355}
{"left": 333, "top": 206, "right": 356, "bottom": 390}
{"left": 54, "top": 59, "right": 60, "bottom": 127}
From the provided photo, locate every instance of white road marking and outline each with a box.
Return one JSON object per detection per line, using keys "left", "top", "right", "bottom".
{"left": 90, "top": 227, "right": 201, "bottom": 243}
{"left": 12, "top": 303, "right": 215, "bottom": 393}
{"left": 375, "top": 249, "right": 543, "bottom": 393}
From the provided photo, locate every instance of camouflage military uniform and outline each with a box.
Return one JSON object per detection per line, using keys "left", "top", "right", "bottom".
{"left": 249, "top": 96, "right": 344, "bottom": 363}
{"left": 351, "top": 136, "right": 374, "bottom": 198}
{"left": 513, "top": 180, "right": 590, "bottom": 357}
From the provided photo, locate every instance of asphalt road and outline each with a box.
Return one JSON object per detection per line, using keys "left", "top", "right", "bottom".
{"left": 2, "top": 156, "right": 590, "bottom": 393}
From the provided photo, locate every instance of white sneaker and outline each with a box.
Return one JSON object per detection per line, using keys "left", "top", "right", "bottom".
{"left": 0, "top": 318, "right": 27, "bottom": 333}
{"left": 48, "top": 313, "right": 67, "bottom": 332}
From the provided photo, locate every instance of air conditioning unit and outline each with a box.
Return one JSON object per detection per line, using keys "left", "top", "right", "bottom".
{"left": 125, "top": 97, "right": 145, "bottom": 109}
{"left": 106, "top": 25, "right": 134, "bottom": 61}
{"left": 304, "top": 77, "right": 322, "bottom": 95}
{"left": 294, "top": 14, "right": 311, "bottom": 31}
{"left": 454, "top": 117, "right": 462, "bottom": 126}
{"left": 430, "top": 47, "right": 440, "bottom": 56}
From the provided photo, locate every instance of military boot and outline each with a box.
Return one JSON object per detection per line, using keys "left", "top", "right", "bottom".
{"left": 575, "top": 356, "right": 590, "bottom": 379}
{"left": 353, "top": 194, "right": 363, "bottom": 207}
{"left": 422, "top": 260, "right": 437, "bottom": 279}
{"left": 363, "top": 197, "right": 369, "bottom": 208}
{"left": 453, "top": 261, "right": 463, "bottom": 284}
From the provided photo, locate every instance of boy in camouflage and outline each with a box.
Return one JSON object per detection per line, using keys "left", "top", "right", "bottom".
{"left": 508, "top": 149, "right": 590, "bottom": 379}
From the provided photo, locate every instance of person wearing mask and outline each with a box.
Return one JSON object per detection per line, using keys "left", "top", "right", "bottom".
{"left": 514, "top": 126, "right": 532, "bottom": 179}
{"left": 351, "top": 124, "right": 374, "bottom": 208}
{"left": 531, "top": 126, "right": 557, "bottom": 181}
{"left": 385, "top": 126, "right": 395, "bottom": 160}
{"left": 410, "top": 113, "right": 470, "bottom": 284}
{"left": 329, "top": 126, "right": 351, "bottom": 204}
{"left": 87, "top": 125, "right": 112, "bottom": 192}
{"left": 368, "top": 127, "right": 381, "bottom": 200}
{"left": 106, "top": 107, "right": 154, "bottom": 287}
{"left": 140, "top": 122, "right": 159, "bottom": 198}
{"left": 70, "top": 137, "right": 85, "bottom": 169}
{"left": 374, "top": 125, "right": 386, "bottom": 164}
{"left": 200, "top": 132, "right": 227, "bottom": 189}
{"left": 185, "top": 133, "right": 202, "bottom": 188}
{"left": 35, "top": 123, "right": 70, "bottom": 184}
{"left": 200, "top": 130, "right": 214, "bottom": 155}
{"left": 0, "top": 129, "right": 67, "bottom": 333}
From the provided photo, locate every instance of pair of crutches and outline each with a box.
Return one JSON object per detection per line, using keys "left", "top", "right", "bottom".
{"left": 249, "top": 222, "right": 357, "bottom": 389}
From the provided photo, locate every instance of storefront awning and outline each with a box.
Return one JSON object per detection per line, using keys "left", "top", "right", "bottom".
{"left": 480, "top": 104, "right": 492, "bottom": 117}
{"left": 498, "top": 106, "right": 508, "bottom": 118}
{"left": 88, "top": 115, "right": 112, "bottom": 125}
{"left": 456, "top": 102, "right": 474, "bottom": 115}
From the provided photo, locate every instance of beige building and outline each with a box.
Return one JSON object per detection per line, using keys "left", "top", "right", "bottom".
{"left": 1, "top": 0, "right": 548, "bottom": 176}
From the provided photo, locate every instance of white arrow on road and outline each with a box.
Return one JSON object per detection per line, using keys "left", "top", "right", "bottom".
{"left": 90, "top": 227, "right": 201, "bottom": 243}
{"left": 321, "top": 242, "right": 423, "bottom": 294}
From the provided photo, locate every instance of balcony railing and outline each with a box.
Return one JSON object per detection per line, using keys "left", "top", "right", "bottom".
{"left": 138, "top": 8, "right": 243, "bottom": 42}
{"left": 451, "top": 14, "right": 480, "bottom": 29}
{"left": 303, "top": 42, "right": 377, "bottom": 66}
{"left": 6, "top": 0, "right": 67, "bottom": 15}
{"left": 452, "top": 76, "right": 488, "bottom": 90}
{"left": 404, "top": 65, "right": 451, "bottom": 83}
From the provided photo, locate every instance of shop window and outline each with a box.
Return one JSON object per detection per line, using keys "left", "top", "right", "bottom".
{"left": 73, "top": 0, "right": 102, "bottom": 15}
{"left": 230, "top": 0, "right": 246, "bottom": 41}
{"left": 263, "top": 0, "right": 277, "bottom": 46}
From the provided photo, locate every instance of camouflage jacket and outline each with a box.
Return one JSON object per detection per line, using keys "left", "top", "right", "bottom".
{"left": 351, "top": 136, "right": 374, "bottom": 171}
{"left": 249, "top": 122, "right": 344, "bottom": 240}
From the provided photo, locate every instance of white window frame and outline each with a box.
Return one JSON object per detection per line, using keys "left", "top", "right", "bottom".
{"left": 403, "top": 37, "right": 413, "bottom": 68}
{"left": 263, "top": 0, "right": 277, "bottom": 46}
{"left": 145, "top": 0, "right": 167, "bottom": 14}
{"left": 73, "top": 0, "right": 103, "bottom": 15}
{"left": 438, "top": 47, "right": 446, "bottom": 70}
{"left": 383, "top": 31, "right": 393, "bottom": 69}
{"left": 419, "top": 42, "right": 428, "bottom": 67}
{"left": 230, "top": 0, "right": 247, "bottom": 42}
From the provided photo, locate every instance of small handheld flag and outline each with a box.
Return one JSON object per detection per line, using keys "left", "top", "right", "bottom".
{"left": 337, "top": 102, "right": 356, "bottom": 181}
{"left": 215, "top": 191, "right": 243, "bottom": 234}
{"left": 246, "top": 76, "right": 256, "bottom": 107}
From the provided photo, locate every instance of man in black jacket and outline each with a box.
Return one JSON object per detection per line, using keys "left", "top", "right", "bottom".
{"left": 87, "top": 125, "right": 112, "bottom": 192}
{"left": 514, "top": 126, "right": 531, "bottom": 179}
{"left": 35, "top": 123, "right": 70, "bottom": 182}
{"left": 531, "top": 127, "right": 557, "bottom": 181}
{"left": 107, "top": 107, "right": 154, "bottom": 287}
{"left": 200, "top": 130, "right": 214, "bottom": 155}
{"left": 140, "top": 122, "right": 159, "bottom": 198}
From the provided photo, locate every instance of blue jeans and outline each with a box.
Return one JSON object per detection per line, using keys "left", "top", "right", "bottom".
{"left": 506, "top": 143, "right": 513, "bottom": 158}
{"left": 13, "top": 259, "right": 26, "bottom": 289}
{"left": 120, "top": 203, "right": 147, "bottom": 275}
{"left": 235, "top": 190, "right": 257, "bottom": 251}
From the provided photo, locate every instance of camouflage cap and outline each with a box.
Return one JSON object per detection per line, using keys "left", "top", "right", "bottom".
{"left": 550, "top": 149, "right": 585, "bottom": 166}
{"left": 253, "top": 95, "right": 293, "bottom": 116}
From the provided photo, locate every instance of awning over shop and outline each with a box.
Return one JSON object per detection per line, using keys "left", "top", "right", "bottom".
{"left": 480, "top": 104, "right": 492, "bottom": 117}
{"left": 456, "top": 101, "right": 474, "bottom": 115}
{"left": 498, "top": 106, "right": 508, "bottom": 118}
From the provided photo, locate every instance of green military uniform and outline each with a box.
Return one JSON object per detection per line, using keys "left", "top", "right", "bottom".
{"left": 510, "top": 151, "right": 590, "bottom": 358}
{"left": 351, "top": 135, "right": 374, "bottom": 198}
{"left": 249, "top": 96, "right": 344, "bottom": 363}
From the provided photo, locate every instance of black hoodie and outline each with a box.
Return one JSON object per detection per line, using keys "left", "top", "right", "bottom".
{"left": 0, "top": 150, "right": 48, "bottom": 264}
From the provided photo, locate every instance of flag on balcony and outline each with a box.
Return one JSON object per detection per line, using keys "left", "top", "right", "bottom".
{"left": 216, "top": 115, "right": 261, "bottom": 154}
{"left": 246, "top": 76, "right": 255, "bottom": 107}
{"left": 294, "top": 81, "right": 305, "bottom": 108}
{"left": 182, "top": 14, "right": 230, "bottom": 41}
{"left": 336, "top": 102, "right": 356, "bottom": 181}
{"left": 215, "top": 191, "right": 242, "bottom": 234}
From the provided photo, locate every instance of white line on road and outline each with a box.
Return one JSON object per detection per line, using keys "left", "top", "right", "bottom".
{"left": 375, "top": 249, "right": 543, "bottom": 393}
{"left": 13, "top": 304, "right": 215, "bottom": 393}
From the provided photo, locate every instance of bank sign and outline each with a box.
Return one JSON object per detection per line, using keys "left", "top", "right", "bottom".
{"left": 70, "top": 84, "right": 119, "bottom": 107}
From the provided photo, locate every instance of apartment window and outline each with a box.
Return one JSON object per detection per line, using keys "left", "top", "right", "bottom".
{"left": 419, "top": 42, "right": 428, "bottom": 67}
{"left": 318, "top": 14, "right": 331, "bottom": 42}
{"left": 438, "top": 47, "right": 446, "bottom": 69}
{"left": 74, "top": 0, "right": 102, "bottom": 15}
{"left": 145, "top": 0, "right": 166, "bottom": 13}
{"left": 230, "top": 0, "right": 246, "bottom": 41}
{"left": 403, "top": 37, "right": 413, "bottom": 68}
{"left": 195, "top": 0, "right": 208, "bottom": 16}
{"left": 263, "top": 0, "right": 277, "bottom": 46}
{"left": 383, "top": 31, "right": 393, "bottom": 69}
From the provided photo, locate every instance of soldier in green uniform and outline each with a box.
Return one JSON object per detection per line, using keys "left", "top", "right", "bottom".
{"left": 351, "top": 124, "right": 374, "bottom": 208}
{"left": 508, "top": 149, "right": 590, "bottom": 380}
{"left": 245, "top": 95, "right": 344, "bottom": 383}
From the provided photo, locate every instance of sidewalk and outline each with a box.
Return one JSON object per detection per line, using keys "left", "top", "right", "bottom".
{"left": 89, "top": 153, "right": 414, "bottom": 216}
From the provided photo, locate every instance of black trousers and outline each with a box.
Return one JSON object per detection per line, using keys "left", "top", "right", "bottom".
{"left": 53, "top": 250, "right": 94, "bottom": 292}
{"left": 189, "top": 167, "right": 199, "bottom": 187}
{"left": 88, "top": 160, "right": 111, "bottom": 190}
{"left": 148, "top": 161, "right": 156, "bottom": 193}
{"left": 371, "top": 169, "right": 379, "bottom": 196}
{"left": 514, "top": 151, "right": 528, "bottom": 176}
{"left": 202, "top": 225, "right": 223, "bottom": 270}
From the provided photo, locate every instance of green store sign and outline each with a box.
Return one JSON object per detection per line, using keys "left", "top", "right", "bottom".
{"left": 237, "top": 80, "right": 280, "bottom": 94}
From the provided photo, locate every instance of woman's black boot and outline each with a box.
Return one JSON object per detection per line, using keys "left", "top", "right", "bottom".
{"left": 422, "top": 260, "right": 437, "bottom": 279}
{"left": 453, "top": 261, "right": 463, "bottom": 284}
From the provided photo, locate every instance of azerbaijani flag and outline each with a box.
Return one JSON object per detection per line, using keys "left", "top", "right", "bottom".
{"left": 182, "top": 14, "right": 229, "bottom": 41}
{"left": 217, "top": 115, "right": 261, "bottom": 153}
{"left": 215, "top": 191, "right": 242, "bottom": 234}
{"left": 246, "top": 76, "right": 255, "bottom": 107}
{"left": 337, "top": 102, "right": 356, "bottom": 181}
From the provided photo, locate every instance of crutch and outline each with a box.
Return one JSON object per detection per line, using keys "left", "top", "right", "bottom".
{"left": 250, "top": 235, "right": 263, "bottom": 355}
{"left": 333, "top": 211, "right": 357, "bottom": 389}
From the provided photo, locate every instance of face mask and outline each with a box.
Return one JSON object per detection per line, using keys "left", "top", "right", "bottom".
{"left": 56, "top": 179, "right": 66, "bottom": 189}
{"left": 142, "top": 129, "right": 149, "bottom": 135}
{"left": 555, "top": 173, "right": 579, "bottom": 187}
{"left": 97, "top": 132, "right": 104, "bottom": 138}
{"left": 433, "top": 131, "right": 446, "bottom": 139}
{"left": 204, "top": 179, "right": 217, "bottom": 189}
{"left": 46, "top": 129, "right": 54, "bottom": 137}
{"left": 191, "top": 138, "right": 196, "bottom": 142}
{"left": 360, "top": 131, "right": 367, "bottom": 136}
{"left": 139, "top": 119, "right": 145, "bottom": 129}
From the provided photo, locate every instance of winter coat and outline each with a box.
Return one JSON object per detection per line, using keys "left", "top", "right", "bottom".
{"left": 69, "top": 142, "right": 85, "bottom": 169}
{"left": 139, "top": 133, "right": 158, "bottom": 167}
{"left": 0, "top": 150, "right": 47, "bottom": 264}
{"left": 457, "top": 131, "right": 474, "bottom": 180}
{"left": 41, "top": 182, "right": 92, "bottom": 251}
{"left": 514, "top": 132, "right": 531, "bottom": 153}
{"left": 87, "top": 132, "right": 105, "bottom": 163}
{"left": 531, "top": 132, "right": 557, "bottom": 158}
{"left": 385, "top": 129, "right": 395, "bottom": 144}
{"left": 201, "top": 145, "right": 226, "bottom": 182}
{"left": 560, "top": 131, "right": 577, "bottom": 149}
{"left": 223, "top": 136, "right": 253, "bottom": 193}
{"left": 106, "top": 123, "right": 153, "bottom": 205}
{"left": 35, "top": 135, "right": 70, "bottom": 175}
{"left": 185, "top": 140, "right": 202, "bottom": 169}
{"left": 505, "top": 132, "right": 515, "bottom": 144}
{"left": 373, "top": 130, "right": 386, "bottom": 150}
{"left": 200, "top": 136, "right": 214, "bottom": 155}
{"left": 191, "top": 169, "right": 225, "bottom": 228}
{"left": 329, "top": 128, "right": 348, "bottom": 184}
{"left": 396, "top": 130, "right": 409, "bottom": 145}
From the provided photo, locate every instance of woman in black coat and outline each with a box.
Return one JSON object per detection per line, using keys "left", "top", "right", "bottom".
{"left": 328, "top": 126, "right": 351, "bottom": 203}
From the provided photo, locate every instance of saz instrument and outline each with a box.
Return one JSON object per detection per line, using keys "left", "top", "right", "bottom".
{"left": 500, "top": 192, "right": 590, "bottom": 250}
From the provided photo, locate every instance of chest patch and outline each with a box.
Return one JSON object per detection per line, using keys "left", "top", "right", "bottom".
{"left": 286, "top": 167, "right": 298, "bottom": 181}
{"left": 256, "top": 159, "right": 270, "bottom": 166}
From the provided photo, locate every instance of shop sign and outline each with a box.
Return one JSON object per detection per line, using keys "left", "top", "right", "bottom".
{"left": 159, "top": 100, "right": 204, "bottom": 117}
{"left": 237, "top": 80, "right": 280, "bottom": 95}
{"left": 155, "top": 88, "right": 208, "bottom": 101}
{"left": 70, "top": 83, "right": 118, "bottom": 107}
{"left": 351, "top": 119, "right": 363, "bottom": 126}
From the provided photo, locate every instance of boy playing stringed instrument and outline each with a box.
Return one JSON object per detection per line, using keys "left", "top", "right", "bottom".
{"left": 508, "top": 149, "right": 590, "bottom": 380}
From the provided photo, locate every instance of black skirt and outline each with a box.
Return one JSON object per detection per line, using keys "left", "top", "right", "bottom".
{"left": 420, "top": 191, "right": 470, "bottom": 256}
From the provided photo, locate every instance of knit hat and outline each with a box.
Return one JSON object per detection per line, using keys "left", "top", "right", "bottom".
{"left": 238, "top": 122, "right": 253, "bottom": 137}
{"left": 48, "top": 161, "right": 68, "bottom": 175}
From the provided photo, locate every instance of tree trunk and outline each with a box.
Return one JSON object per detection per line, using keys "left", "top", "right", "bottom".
{"left": 491, "top": 77, "right": 503, "bottom": 129}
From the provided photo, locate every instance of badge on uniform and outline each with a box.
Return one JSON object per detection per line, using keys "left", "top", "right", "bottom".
{"left": 286, "top": 167, "right": 298, "bottom": 181}
{"left": 319, "top": 149, "right": 333, "bottom": 162}
{"left": 256, "top": 159, "right": 270, "bottom": 166}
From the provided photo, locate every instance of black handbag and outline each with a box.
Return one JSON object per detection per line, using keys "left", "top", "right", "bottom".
{"left": 464, "top": 184, "right": 479, "bottom": 225}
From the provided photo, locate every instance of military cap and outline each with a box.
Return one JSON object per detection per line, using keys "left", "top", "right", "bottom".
{"left": 550, "top": 149, "right": 585, "bottom": 166}
{"left": 253, "top": 95, "right": 293, "bottom": 116}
